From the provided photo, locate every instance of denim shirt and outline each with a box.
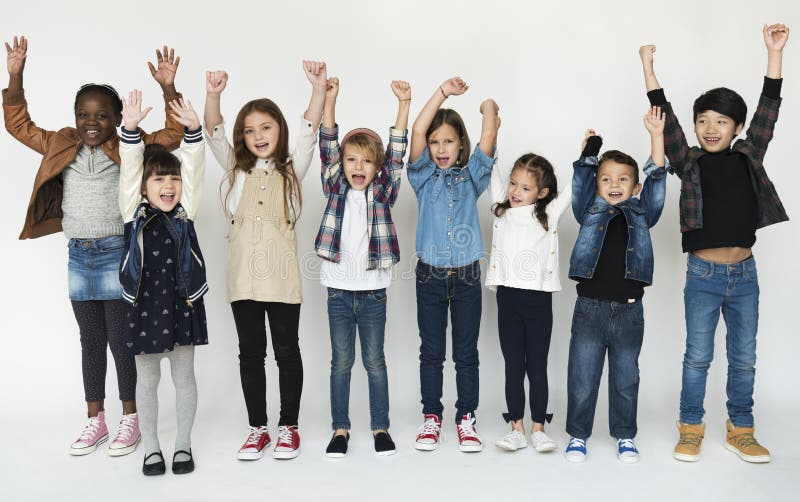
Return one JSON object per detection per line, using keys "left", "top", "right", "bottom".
{"left": 568, "top": 155, "right": 667, "bottom": 285}
{"left": 408, "top": 145, "right": 495, "bottom": 267}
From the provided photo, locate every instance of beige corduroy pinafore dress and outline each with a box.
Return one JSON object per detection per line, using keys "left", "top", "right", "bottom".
{"left": 227, "top": 168, "right": 301, "bottom": 304}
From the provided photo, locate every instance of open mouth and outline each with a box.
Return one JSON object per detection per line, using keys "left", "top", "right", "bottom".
{"left": 160, "top": 192, "right": 175, "bottom": 204}
{"left": 703, "top": 137, "right": 721, "bottom": 145}
{"left": 351, "top": 174, "right": 366, "bottom": 185}
{"left": 85, "top": 129, "right": 101, "bottom": 139}
{"left": 435, "top": 156, "right": 450, "bottom": 166}
{"left": 607, "top": 191, "right": 623, "bottom": 200}
{"left": 510, "top": 196, "right": 522, "bottom": 204}
{"left": 254, "top": 141, "right": 270, "bottom": 152}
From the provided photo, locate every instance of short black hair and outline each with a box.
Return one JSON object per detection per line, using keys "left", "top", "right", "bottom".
{"left": 598, "top": 150, "right": 639, "bottom": 184}
{"left": 74, "top": 83, "right": 123, "bottom": 117}
{"left": 693, "top": 87, "right": 747, "bottom": 127}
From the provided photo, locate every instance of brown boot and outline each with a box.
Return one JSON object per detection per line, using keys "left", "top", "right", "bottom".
{"left": 673, "top": 421, "right": 705, "bottom": 462}
{"left": 725, "top": 420, "right": 770, "bottom": 463}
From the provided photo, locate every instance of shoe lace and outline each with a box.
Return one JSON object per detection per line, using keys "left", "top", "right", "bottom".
{"left": 679, "top": 430, "right": 703, "bottom": 447}
{"left": 618, "top": 438, "right": 636, "bottom": 450}
{"left": 732, "top": 432, "right": 760, "bottom": 449}
{"left": 567, "top": 437, "right": 585, "bottom": 449}
{"left": 78, "top": 417, "right": 101, "bottom": 441}
{"left": 277, "top": 426, "right": 295, "bottom": 446}
{"left": 113, "top": 415, "right": 136, "bottom": 442}
{"left": 418, "top": 417, "right": 441, "bottom": 437}
{"left": 244, "top": 426, "right": 268, "bottom": 447}
{"left": 457, "top": 416, "right": 478, "bottom": 440}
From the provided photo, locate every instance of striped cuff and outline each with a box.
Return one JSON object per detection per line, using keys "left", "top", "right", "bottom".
{"left": 120, "top": 127, "right": 142, "bottom": 144}
{"left": 184, "top": 126, "right": 203, "bottom": 143}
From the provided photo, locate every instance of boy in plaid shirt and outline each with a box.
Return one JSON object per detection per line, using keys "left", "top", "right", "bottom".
{"left": 314, "top": 76, "right": 410, "bottom": 457}
{"left": 639, "top": 23, "right": 789, "bottom": 464}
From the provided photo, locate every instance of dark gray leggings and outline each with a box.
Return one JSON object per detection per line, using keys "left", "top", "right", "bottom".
{"left": 71, "top": 300, "right": 136, "bottom": 402}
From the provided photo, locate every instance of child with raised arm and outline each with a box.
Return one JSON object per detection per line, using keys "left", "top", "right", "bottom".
{"left": 407, "top": 77, "right": 500, "bottom": 452}
{"left": 564, "top": 109, "right": 668, "bottom": 463}
{"left": 487, "top": 152, "right": 570, "bottom": 453}
{"left": 204, "top": 62, "right": 326, "bottom": 460}
{"left": 119, "top": 92, "right": 207, "bottom": 475}
{"left": 639, "top": 23, "right": 789, "bottom": 464}
{"left": 3, "top": 36, "right": 184, "bottom": 457}
{"left": 315, "top": 77, "right": 410, "bottom": 457}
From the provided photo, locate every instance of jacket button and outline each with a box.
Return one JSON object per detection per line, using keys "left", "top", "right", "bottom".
{"left": 258, "top": 201, "right": 264, "bottom": 205}
{"left": 231, "top": 219, "right": 234, "bottom": 224}
{"left": 599, "top": 226, "right": 604, "bottom": 231}
{"left": 608, "top": 209, "right": 614, "bottom": 214}
{"left": 592, "top": 247, "right": 598, "bottom": 253}
{"left": 256, "top": 216, "right": 261, "bottom": 221}
{"left": 260, "top": 186, "right": 266, "bottom": 190}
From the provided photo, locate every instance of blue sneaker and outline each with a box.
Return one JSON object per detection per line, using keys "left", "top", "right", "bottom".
{"left": 617, "top": 438, "right": 640, "bottom": 463}
{"left": 565, "top": 437, "right": 586, "bottom": 462}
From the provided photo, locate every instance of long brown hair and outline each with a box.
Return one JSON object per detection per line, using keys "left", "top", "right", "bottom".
{"left": 492, "top": 153, "right": 557, "bottom": 230}
{"left": 223, "top": 98, "right": 302, "bottom": 224}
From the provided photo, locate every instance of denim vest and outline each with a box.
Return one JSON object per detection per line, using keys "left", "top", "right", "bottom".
{"left": 120, "top": 202, "right": 208, "bottom": 306}
{"left": 568, "top": 155, "right": 667, "bottom": 285}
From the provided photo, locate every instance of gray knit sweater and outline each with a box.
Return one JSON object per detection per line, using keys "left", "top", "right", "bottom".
{"left": 61, "top": 145, "right": 125, "bottom": 239}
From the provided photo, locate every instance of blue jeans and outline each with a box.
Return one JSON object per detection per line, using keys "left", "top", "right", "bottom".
{"left": 67, "top": 235, "right": 125, "bottom": 300}
{"left": 566, "top": 296, "right": 644, "bottom": 440}
{"left": 416, "top": 260, "right": 482, "bottom": 423}
{"left": 327, "top": 288, "right": 389, "bottom": 431}
{"left": 680, "top": 254, "right": 759, "bottom": 427}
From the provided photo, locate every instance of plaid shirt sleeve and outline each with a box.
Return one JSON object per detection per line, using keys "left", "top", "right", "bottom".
{"left": 660, "top": 101, "right": 691, "bottom": 179}
{"left": 736, "top": 93, "right": 781, "bottom": 163}
{"left": 373, "top": 127, "right": 408, "bottom": 206}
{"left": 319, "top": 125, "right": 343, "bottom": 197}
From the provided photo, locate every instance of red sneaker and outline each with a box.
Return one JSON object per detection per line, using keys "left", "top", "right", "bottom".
{"left": 457, "top": 413, "right": 482, "bottom": 452}
{"left": 274, "top": 425, "right": 300, "bottom": 460}
{"left": 415, "top": 414, "right": 442, "bottom": 451}
{"left": 237, "top": 426, "right": 271, "bottom": 460}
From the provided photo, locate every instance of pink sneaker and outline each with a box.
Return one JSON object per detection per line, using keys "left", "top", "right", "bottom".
{"left": 415, "top": 414, "right": 442, "bottom": 451}
{"left": 273, "top": 425, "right": 300, "bottom": 459}
{"left": 238, "top": 426, "right": 271, "bottom": 460}
{"left": 108, "top": 413, "right": 141, "bottom": 457}
{"left": 457, "top": 413, "right": 482, "bottom": 452}
{"left": 69, "top": 411, "right": 109, "bottom": 456}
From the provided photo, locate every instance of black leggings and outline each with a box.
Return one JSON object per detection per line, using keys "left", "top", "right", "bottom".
{"left": 496, "top": 287, "right": 553, "bottom": 424}
{"left": 231, "top": 300, "right": 303, "bottom": 426}
{"left": 71, "top": 300, "right": 136, "bottom": 402}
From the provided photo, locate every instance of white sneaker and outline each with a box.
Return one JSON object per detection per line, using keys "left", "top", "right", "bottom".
{"left": 565, "top": 436, "right": 587, "bottom": 462}
{"left": 531, "top": 431, "right": 557, "bottom": 452}
{"left": 617, "top": 438, "right": 640, "bottom": 464}
{"left": 415, "top": 414, "right": 442, "bottom": 451}
{"left": 456, "top": 414, "right": 483, "bottom": 452}
{"left": 495, "top": 430, "right": 527, "bottom": 451}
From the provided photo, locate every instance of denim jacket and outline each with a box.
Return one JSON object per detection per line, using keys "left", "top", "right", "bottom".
{"left": 568, "top": 155, "right": 667, "bottom": 285}
{"left": 120, "top": 202, "right": 208, "bottom": 307}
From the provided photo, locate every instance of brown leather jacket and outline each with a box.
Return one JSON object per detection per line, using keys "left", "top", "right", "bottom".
{"left": 3, "top": 88, "right": 184, "bottom": 239}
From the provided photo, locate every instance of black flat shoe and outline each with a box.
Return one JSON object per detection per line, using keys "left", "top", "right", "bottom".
{"left": 172, "top": 449, "right": 195, "bottom": 474}
{"left": 325, "top": 432, "right": 349, "bottom": 458}
{"left": 374, "top": 431, "right": 396, "bottom": 456}
{"left": 142, "top": 451, "right": 166, "bottom": 476}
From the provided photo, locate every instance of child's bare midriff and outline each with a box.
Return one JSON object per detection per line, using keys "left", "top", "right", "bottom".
{"left": 692, "top": 246, "right": 752, "bottom": 264}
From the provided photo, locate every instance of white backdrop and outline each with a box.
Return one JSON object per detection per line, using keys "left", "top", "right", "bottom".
{"left": 1, "top": 1, "right": 798, "bottom": 501}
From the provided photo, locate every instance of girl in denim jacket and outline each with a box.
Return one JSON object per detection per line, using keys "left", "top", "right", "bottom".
{"left": 407, "top": 77, "right": 500, "bottom": 452}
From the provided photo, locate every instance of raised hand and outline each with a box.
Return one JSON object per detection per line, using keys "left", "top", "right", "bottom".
{"left": 440, "top": 77, "right": 468, "bottom": 98}
{"left": 480, "top": 98, "right": 499, "bottom": 116}
{"left": 325, "top": 77, "right": 339, "bottom": 101}
{"left": 206, "top": 70, "right": 228, "bottom": 96}
{"left": 121, "top": 90, "right": 153, "bottom": 131}
{"left": 148, "top": 45, "right": 180, "bottom": 88}
{"left": 168, "top": 98, "right": 200, "bottom": 131}
{"left": 391, "top": 80, "right": 411, "bottom": 101}
{"left": 581, "top": 129, "right": 600, "bottom": 151}
{"left": 764, "top": 23, "right": 789, "bottom": 52}
{"left": 639, "top": 44, "right": 656, "bottom": 66}
{"left": 5, "top": 35, "right": 27, "bottom": 76}
{"left": 304, "top": 60, "right": 327, "bottom": 90}
{"left": 643, "top": 106, "right": 665, "bottom": 135}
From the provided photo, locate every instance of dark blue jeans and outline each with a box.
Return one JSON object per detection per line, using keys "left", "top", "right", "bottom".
{"left": 416, "top": 260, "right": 482, "bottom": 424}
{"left": 566, "top": 296, "right": 644, "bottom": 440}
{"left": 680, "top": 254, "right": 759, "bottom": 427}
{"left": 327, "top": 288, "right": 389, "bottom": 431}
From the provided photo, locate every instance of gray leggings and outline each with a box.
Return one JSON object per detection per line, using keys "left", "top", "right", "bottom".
{"left": 135, "top": 346, "right": 197, "bottom": 456}
{"left": 71, "top": 300, "right": 136, "bottom": 402}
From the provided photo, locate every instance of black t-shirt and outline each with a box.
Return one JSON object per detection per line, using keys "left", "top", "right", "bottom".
{"left": 577, "top": 213, "right": 645, "bottom": 303}
{"left": 682, "top": 150, "right": 758, "bottom": 253}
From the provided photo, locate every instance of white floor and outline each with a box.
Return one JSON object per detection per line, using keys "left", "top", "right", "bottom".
{"left": 3, "top": 390, "right": 798, "bottom": 502}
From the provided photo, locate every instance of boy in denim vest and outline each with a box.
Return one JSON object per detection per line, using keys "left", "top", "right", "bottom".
{"left": 640, "top": 24, "right": 789, "bottom": 463}
{"left": 564, "top": 108, "right": 667, "bottom": 463}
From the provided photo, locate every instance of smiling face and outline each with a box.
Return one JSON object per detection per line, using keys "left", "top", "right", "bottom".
{"left": 74, "top": 92, "right": 120, "bottom": 147}
{"left": 427, "top": 124, "right": 462, "bottom": 169}
{"left": 507, "top": 168, "right": 549, "bottom": 208}
{"left": 144, "top": 172, "right": 182, "bottom": 212}
{"left": 342, "top": 144, "right": 378, "bottom": 190}
{"left": 694, "top": 110, "right": 743, "bottom": 153}
{"left": 596, "top": 160, "right": 641, "bottom": 205}
{"left": 243, "top": 110, "right": 280, "bottom": 159}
